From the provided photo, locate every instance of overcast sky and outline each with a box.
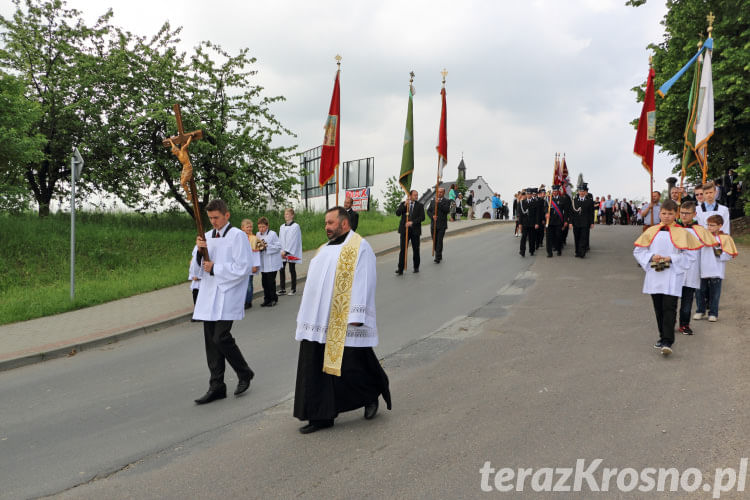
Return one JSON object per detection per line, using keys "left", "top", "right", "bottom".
{"left": 4, "top": 0, "right": 678, "bottom": 203}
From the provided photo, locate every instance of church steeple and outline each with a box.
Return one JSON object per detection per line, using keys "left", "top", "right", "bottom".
{"left": 457, "top": 153, "right": 466, "bottom": 181}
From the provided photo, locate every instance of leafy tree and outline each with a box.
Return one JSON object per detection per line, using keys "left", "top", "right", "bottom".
{"left": 629, "top": 0, "right": 750, "bottom": 212}
{"left": 383, "top": 175, "right": 405, "bottom": 214}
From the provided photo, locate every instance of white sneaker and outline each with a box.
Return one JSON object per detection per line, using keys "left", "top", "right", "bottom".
{"left": 693, "top": 312, "right": 706, "bottom": 320}
{"left": 708, "top": 315, "right": 717, "bottom": 322}
{"left": 287, "top": 290, "right": 296, "bottom": 296}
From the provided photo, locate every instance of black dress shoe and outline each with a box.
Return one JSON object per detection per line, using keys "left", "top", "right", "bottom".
{"left": 299, "top": 420, "right": 334, "bottom": 434}
{"left": 364, "top": 401, "right": 379, "bottom": 420}
{"left": 413, "top": 268, "right": 419, "bottom": 273}
{"left": 394, "top": 270, "right": 403, "bottom": 275}
{"left": 194, "top": 385, "right": 227, "bottom": 405}
{"left": 234, "top": 374, "right": 253, "bottom": 396}
{"left": 260, "top": 302, "right": 269, "bottom": 307}
{"left": 547, "top": 254, "right": 553, "bottom": 258}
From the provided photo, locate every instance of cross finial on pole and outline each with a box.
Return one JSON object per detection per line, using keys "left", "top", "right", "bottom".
{"left": 707, "top": 11, "right": 715, "bottom": 37}
{"left": 335, "top": 54, "right": 342, "bottom": 68}
{"left": 441, "top": 68, "right": 448, "bottom": 86}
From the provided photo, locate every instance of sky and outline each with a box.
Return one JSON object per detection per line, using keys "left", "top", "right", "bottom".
{"left": 3, "top": 0, "right": 679, "bottom": 204}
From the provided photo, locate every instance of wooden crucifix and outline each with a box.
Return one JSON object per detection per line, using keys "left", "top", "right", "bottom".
{"left": 162, "top": 103, "right": 208, "bottom": 259}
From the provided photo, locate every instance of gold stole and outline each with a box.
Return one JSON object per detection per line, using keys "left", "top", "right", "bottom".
{"left": 718, "top": 234, "right": 738, "bottom": 257}
{"left": 634, "top": 223, "right": 703, "bottom": 250}
{"left": 323, "top": 232, "right": 363, "bottom": 376}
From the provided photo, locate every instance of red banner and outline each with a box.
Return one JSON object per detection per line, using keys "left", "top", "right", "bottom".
{"left": 634, "top": 66, "right": 656, "bottom": 175}
{"left": 319, "top": 70, "right": 340, "bottom": 186}
{"left": 436, "top": 87, "right": 447, "bottom": 179}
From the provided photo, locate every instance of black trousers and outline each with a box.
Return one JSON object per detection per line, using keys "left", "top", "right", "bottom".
{"left": 279, "top": 262, "right": 297, "bottom": 292}
{"left": 651, "top": 294, "right": 678, "bottom": 346}
{"left": 431, "top": 226, "right": 446, "bottom": 261}
{"left": 573, "top": 226, "right": 590, "bottom": 257}
{"left": 192, "top": 288, "right": 199, "bottom": 305}
{"left": 561, "top": 224, "right": 570, "bottom": 246}
{"left": 261, "top": 271, "right": 278, "bottom": 304}
{"left": 536, "top": 223, "right": 544, "bottom": 248}
{"left": 679, "top": 286, "right": 696, "bottom": 326}
{"left": 605, "top": 208, "right": 613, "bottom": 225}
{"left": 546, "top": 225, "right": 562, "bottom": 256}
{"left": 520, "top": 226, "right": 535, "bottom": 255}
{"left": 398, "top": 230, "right": 421, "bottom": 271}
{"left": 203, "top": 320, "right": 253, "bottom": 389}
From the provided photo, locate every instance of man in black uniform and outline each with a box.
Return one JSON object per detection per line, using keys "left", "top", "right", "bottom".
{"left": 395, "top": 190, "right": 425, "bottom": 274}
{"left": 560, "top": 187, "right": 572, "bottom": 248}
{"left": 427, "top": 187, "right": 451, "bottom": 263}
{"left": 544, "top": 185, "right": 569, "bottom": 257}
{"left": 344, "top": 196, "right": 359, "bottom": 232}
{"left": 535, "top": 187, "right": 546, "bottom": 250}
{"left": 519, "top": 188, "right": 539, "bottom": 257}
{"left": 570, "top": 183, "right": 594, "bottom": 258}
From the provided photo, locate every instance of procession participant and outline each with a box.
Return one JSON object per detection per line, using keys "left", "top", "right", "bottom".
{"left": 241, "top": 219, "right": 261, "bottom": 309}
{"left": 279, "top": 208, "right": 302, "bottom": 296}
{"left": 193, "top": 199, "right": 255, "bottom": 404}
{"left": 633, "top": 200, "right": 701, "bottom": 356}
{"left": 513, "top": 192, "right": 522, "bottom": 237}
{"left": 639, "top": 191, "right": 662, "bottom": 228}
{"left": 188, "top": 247, "right": 203, "bottom": 306}
{"left": 519, "top": 188, "right": 538, "bottom": 257}
{"left": 675, "top": 201, "right": 715, "bottom": 334}
{"left": 544, "top": 185, "right": 568, "bottom": 257}
{"left": 560, "top": 187, "right": 573, "bottom": 247}
{"left": 395, "top": 189, "right": 425, "bottom": 275}
{"left": 466, "top": 189, "right": 475, "bottom": 220}
{"left": 344, "top": 195, "right": 359, "bottom": 232}
{"left": 694, "top": 184, "right": 705, "bottom": 210}
{"left": 570, "top": 184, "right": 594, "bottom": 258}
{"left": 293, "top": 207, "right": 391, "bottom": 434}
{"left": 694, "top": 214, "right": 738, "bottom": 322}
{"left": 670, "top": 187, "right": 682, "bottom": 205}
{"left": 256, "top": 217, "right": 282, "bottom": 307}
{"left": 427, "top": 187, "right": 451, "bottom": 263}
{"left": 696, "top": 181, "right": 731, "bottom": 234}
{"left": 535, "top": 187, "right": 546, "bottom": 250}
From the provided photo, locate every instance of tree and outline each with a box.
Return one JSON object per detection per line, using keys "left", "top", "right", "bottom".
{"left": 629, "top": 0, "right": 750, "bottom": 212}
{"left": 383, "top": 176, "right": 405, "bottom": 214}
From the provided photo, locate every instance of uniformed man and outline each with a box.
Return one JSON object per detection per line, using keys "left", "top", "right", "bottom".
{"left": 427, "top": 187, "right": 451, "bottom": 263}
{"left": 535, "top": 187, "right": 546, "bottom": 250}
{"left": 570, "top": 183, "right": 595, "bottom": 258}
{"left": 544, "top": 185, "right": 569, "bottom": 257}
{"left": 519, "top": 188, "right": 538, "bottom": 257}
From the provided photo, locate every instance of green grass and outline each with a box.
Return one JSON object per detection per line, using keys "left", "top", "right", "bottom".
{"left": 734, "top": 234, "right": 750, "bottom": 247}
{"left": 1, "top": 210, "right": 399, "bottom": 325}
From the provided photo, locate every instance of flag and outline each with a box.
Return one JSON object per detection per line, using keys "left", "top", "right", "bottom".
{"left": 657, "top": 38, "right": 711, "bottom": 98}
{"left": 634, "top": 65, "right": 656, "bottom": 175}
{"left": 399, "top": 86, "right": 415, "bottom": 194}
{"left": 694, "top": 47, "right": 714, "bottom": 177}
{"left": 680, "top": 53, "right": 702, "bottom": 179}
{"left": 436, "top": 87, "right": 447, "bottom": 180}
{"left": 319, "top": 69, "right": 340, "bottom": 187}
{"left": 561, "top": 156, "right": 571, "bottom": 196}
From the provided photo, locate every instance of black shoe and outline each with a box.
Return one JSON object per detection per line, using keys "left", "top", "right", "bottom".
{"left": 299, "top": 421, "right": 334, "bottom": 434}
{"left": 547, "top": 254, "right": 553, "bottom": 258}
{"left": 244, "top": 303, "right": 252, "bottom": 310}
{"left": 364, "top": 401, "right": 379, "bottom": 420}
{"left": 394, "top": 269, "right": 403, "bottom": 275}
{"left": 270, "top": 300, "right": 278, "bottom": 307}
{"left": 557, "top": 251, "right": 562, "bottom": 256}
{"left": 260, "top": 302, "right": 269, "bottom": 307}
{"left": 413, "top": 268, "right": 419, "bottom": 273}
{"left": 195, "top": 385, "right": 227, "bottom": 405}
{"left": 519, "top": 252, "right": 525, "bottom": 257}
{"left": 278, "top": 289, "right": 287, "bottom": 296}
{"left": 653, "top": 341, "right": 664, "bottom": 349}
{"left": 234, "top": 373, "right": 253, "bottom": 396}
{"left": 680, "top": 325, "right": 694, "bottom": 335}
{"left": 434, "top": 259, "right": 441, "bottom": 263}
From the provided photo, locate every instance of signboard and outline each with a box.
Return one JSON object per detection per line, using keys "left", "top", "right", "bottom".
{"left": 345, "top": 188, "right": 370, "bottom": 211}
{"left": 343, "top": 157, "right": 374, "bottom": 190}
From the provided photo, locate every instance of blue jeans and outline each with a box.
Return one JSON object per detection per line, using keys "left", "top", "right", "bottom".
{"left": 695, "top": 277, "right": 722, "bottom": 317}
{"left": 245, "top": 275, "right": 254, "bottom": 306}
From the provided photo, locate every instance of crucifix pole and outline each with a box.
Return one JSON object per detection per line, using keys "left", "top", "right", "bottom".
{"left": 163, "top": 103, "right": 208, "bottom": 260}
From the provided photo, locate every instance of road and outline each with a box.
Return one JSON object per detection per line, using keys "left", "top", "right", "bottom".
{"left": 0, "top": 224, "right": 527, "bottom": 499}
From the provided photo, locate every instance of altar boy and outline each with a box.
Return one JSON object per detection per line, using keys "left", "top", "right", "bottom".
{"left": 634, "top": 200, "right": 702, "bottom": 356}
{"left": 193, "top": 199, "right": 255, "bottom": 405}
{"left": 694, "top": 214, "right": 738, "bottom": 322}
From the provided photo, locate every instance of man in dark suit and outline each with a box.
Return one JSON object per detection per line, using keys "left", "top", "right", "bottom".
{"left": 344, "top": 196, "right": 359, "bottom": 232}
{"left": 427, "top": 187, "right": 451, "bottom": 263}
{"left": 570, "top": 183, "right": 595, "bottom": 258}
{"left": 544, "top": 185, "right": 569, "bottom": 257}
{"left": 395, "top": 190, "right": 425, "bottom": 274}
{"left": 519, "top": 188, "right": 538, "bottom": 257}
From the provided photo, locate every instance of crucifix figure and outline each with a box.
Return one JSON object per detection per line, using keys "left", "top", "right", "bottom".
{"left": 163, "top": 103, "right": 208, "bottom": 258}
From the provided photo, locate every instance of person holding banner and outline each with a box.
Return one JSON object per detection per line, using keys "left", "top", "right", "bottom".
{"left": 428, "top": 188, "right": 451, "bottom": 263}
{"left": 395, "top": 190, "right": 425, "bottom": 275}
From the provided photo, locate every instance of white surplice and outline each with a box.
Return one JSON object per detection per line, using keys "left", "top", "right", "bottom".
{"left": 634, "top": 231, "right": 696, "bottom": 296}
{"left": 682, "top": 227, "right": 702, "bottom": 289}
{"left": 699, "top": 235, "right": 733, "bottom": 279}
{"left": 192, "top": 226, "right": 251, "bottom": 321}
{"left": 279, "top": 222, "right": 303, "bottom": 263}
{"left": 189, "top": 246, "right": 203, "bottom": 291}
{"left": 295, "top": 231, "right": 378, "bottom": 347}
{"left": 696, "top": 202, "right": 731, "bottom": 234}
{"left": 257, "top": 229, "right": 282, "bottom": 272}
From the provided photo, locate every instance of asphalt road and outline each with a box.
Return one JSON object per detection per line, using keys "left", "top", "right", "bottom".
{"left": 0, "top": 224, "right": 528, "bottom": 500}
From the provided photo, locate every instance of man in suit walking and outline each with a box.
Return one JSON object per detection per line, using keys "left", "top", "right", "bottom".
{"left": 427, "top": 188, "right": 451, "bottom": 263}
{"left": 571, "top": 183, "right": 595, "bottom": 258}
{"left": 395, "top": 190, "right": 425, "bottom": 275}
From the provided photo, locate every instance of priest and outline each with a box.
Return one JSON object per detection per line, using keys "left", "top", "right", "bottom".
{"left": 293, "top": 207, "right": 391, "bottom": 434}
{"left": 193, "top": 199, "right": 255, "bottom": 405}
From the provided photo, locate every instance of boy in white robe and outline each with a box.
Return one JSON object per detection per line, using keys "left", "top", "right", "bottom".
{"left": 240, "top": 219, "right": 261, "bottom": 309}
{"left": 696, "top": 181, "right": 731, "bottom": 234}
{"left": 193, "top": 199, "right": 254, "bottom": 405}
{"left": 694, "top": 214, "right": 738, "bottom": 322}
{"left": 634, "top": 200, "right": 701, "bottom": 356}
{"left": 256, "top": 216, "right": 282, "bottom": 307}
{"left": 278, "top": 208, "right": 303, "bottom": 296}
{"left": 293, "top": 207, "right": 391, "bottom": 434}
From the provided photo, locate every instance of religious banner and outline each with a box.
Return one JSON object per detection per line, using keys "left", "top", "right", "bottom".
{"left": 319, "top": 64, "right": 340, "bottom": 187}
{"left": 681, "top": 53, "right": 703, "bottom": 179}
{"left": 694, "top": 46, "right": 714, "bottom": 179}
{"left": 436, "top": 74, "right": 448, "bottom": 180}
{"left": 634, "top": 65, "right": 656, "bottom": 175}
{"left": 399, "top": 76, "right": 415, "bottom": 194}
